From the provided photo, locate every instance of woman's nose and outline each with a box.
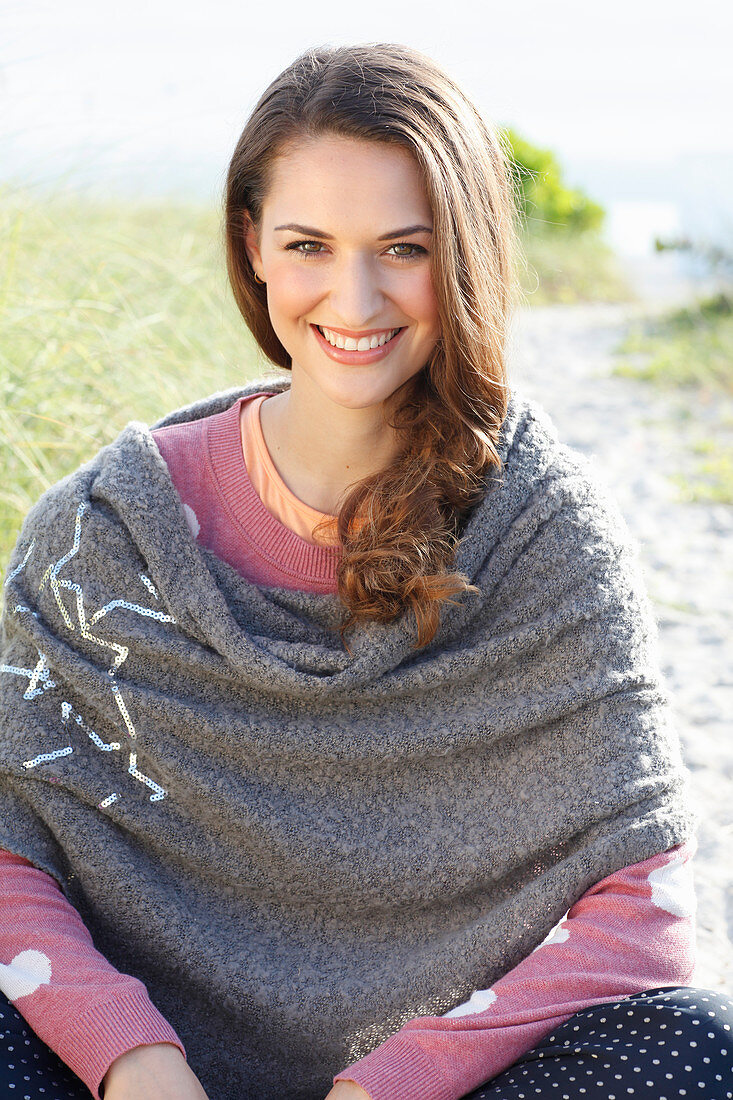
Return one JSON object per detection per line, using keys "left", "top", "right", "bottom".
{"left": 327, "top": 255, "right": 385, "bottom": 324}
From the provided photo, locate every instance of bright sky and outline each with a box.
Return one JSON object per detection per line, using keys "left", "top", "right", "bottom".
{"left": 2, "top": 0, "right": 731, "bottom": 214}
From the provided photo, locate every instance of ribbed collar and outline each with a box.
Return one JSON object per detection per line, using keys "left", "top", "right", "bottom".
{"left": 101, "top": 373, "right": 533, "bottom": 691}
{"left": 205, "top": 394, "right": 341, "bottom": 589}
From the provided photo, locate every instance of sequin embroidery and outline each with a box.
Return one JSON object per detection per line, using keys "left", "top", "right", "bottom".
{"left": 2, "top": 538, "right": 35, "bottom": 589}
{"left": 22, "top": 746, "right": 73, "bottom": 769}
{"left": 6, "top": 503, "right": 177, "bottom": 805}
{"left": 0, "top": 650, "right": 55, "bottom": 700}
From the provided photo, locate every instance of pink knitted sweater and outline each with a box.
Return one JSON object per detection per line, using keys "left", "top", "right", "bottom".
{"left": 0, "top": 392, "right": 697, "bottom": 1100}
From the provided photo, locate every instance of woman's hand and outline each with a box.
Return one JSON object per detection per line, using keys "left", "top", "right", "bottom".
{"left": 101, "top": 1042, "right": 210, "bottom": 1099}
{"left": 324, "top": 1082, "right": 372, "bottom": 1100}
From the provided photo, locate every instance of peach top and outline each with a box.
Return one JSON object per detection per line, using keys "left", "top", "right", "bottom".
{"left": 241, "top": 393, "right": 340, "bottom": 547}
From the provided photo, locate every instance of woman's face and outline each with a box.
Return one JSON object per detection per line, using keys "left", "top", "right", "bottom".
{"left": 244, "top": 134, "right": 441, "bottom": 412}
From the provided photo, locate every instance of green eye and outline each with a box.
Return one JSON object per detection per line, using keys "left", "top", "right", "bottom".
{"left": 284, "top": 240, "right": 428, "bottom": 261}
{"left": 285, "top": 240, "right": 324, "bottom": 257}
{"left": 390, "top": 243, "right": 416, "bottom": 257}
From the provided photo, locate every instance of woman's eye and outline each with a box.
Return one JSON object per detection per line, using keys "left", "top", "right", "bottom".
{"left": 299, "top": 241, "right": 324, "bottom": 255}
{"left": 285, "top": 240, "right": 325, "bottom": 257}
{"left": 284, "top": 240, "right": 427, "bottom": 262}
{"left": 388, "top": 243, "right": 426, "bottom": 260}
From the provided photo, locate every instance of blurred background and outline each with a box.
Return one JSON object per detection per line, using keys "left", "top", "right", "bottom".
{"left": 4, "top": 0, "right": 732, "bottom": 288}
{"left": 2, "top": 0, "right": 731, "bottom": 988}
{"left": 2, "top": 0, "right": 731, "bottom": 514}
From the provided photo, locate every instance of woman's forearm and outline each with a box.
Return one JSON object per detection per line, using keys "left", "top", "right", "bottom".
{"left": 0, "top": 848, "right": 186, "bottom": 1100}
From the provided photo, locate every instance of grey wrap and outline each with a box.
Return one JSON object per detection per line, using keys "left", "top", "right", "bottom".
{"left": 0, "top": 376, "right": 696, "bottom": 1099}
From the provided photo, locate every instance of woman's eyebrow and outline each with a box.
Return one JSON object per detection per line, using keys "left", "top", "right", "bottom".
{"left": 273, "top": 223, "right": 433, "bottom": 239}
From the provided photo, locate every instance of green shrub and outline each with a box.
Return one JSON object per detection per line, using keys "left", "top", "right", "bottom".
{"left": 503, "top": 128, "right": 606, "bottom": 234}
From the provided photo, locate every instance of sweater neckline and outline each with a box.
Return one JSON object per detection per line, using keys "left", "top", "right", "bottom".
{"left": 138, "top": 376, "right": 530, "bottom": 685}
{"left": 205, "top": 393, "right": 341, "bottom": 589}
{"left": 245, "top": 393, "right": 340, "bottom": 539}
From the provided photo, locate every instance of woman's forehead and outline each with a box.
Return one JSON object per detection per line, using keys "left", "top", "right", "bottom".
{"left": 264, "top": 136, "right": 432, "bottom": 228}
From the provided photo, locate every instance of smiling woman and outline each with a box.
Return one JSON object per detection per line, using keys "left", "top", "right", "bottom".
{"left": 224, "top": 80, "right": 519, "bottom": 638}
{"left": 238, "top": 134, "right": 444, "bottom": 521}
{"left": 0, "top": 39, "right": 727, "bottom": 1100}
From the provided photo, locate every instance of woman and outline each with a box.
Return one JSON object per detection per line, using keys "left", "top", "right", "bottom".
{"left": 0, "top": 42, "right": 730, "bottom": 1100}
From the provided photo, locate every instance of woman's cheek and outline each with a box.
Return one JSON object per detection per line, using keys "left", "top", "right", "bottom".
{"left": 271, "top": 264, "right": 324, "bottom": 315}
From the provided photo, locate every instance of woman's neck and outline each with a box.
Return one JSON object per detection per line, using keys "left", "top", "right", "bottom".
{"left": 255, "top": 379, "right": 404, "bottom": 516}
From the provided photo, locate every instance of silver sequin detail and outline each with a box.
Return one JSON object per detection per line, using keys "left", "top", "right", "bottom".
{"left": 0, "top": 650, "right": 56, "bottom": 700}
{"left": 3, "top": 539, "right": 35, "bottom": 588}
{"left": 128, "top": 752, "right": 166, "bottom": 801}
{"left": 22, "top": 745, "right": 73, "bottom": 769}
{"left": 62, "top": 700, "right": 121, "bottom": 752}
{"left": 140, "top": 574, "right": 159, "bottom": 599}
{"left": 34, "top": 501, "right": 176, "bottom": 803}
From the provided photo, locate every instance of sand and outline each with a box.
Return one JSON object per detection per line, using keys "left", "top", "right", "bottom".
{"left": 508, "top": 297, "right": 733, "bottom": 993}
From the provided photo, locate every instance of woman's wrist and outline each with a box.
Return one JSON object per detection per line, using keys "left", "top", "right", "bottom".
{"left": 102, "top": 1041, "right": 185, "bottom": 1089}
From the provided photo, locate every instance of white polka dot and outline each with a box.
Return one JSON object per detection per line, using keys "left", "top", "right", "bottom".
{"left": 183, "top": 503, "right": 200, "bottom": 538}
{"left": 0, "top": 951, "right": 52, "bottom": 1000}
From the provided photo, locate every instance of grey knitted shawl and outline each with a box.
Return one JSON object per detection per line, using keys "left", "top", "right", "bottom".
{"left": 0, "top": 375, "right": 695, "bottom": 1099}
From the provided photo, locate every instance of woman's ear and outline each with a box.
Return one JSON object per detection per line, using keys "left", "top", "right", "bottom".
{"left": 243, "top": 212, "right": 264, "bottom": 281}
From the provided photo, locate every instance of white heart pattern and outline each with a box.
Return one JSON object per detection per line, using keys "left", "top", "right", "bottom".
{"left": 183, "top": 503, "right": 201, "bottom": 539}
{"left": 532, "top": 911, "right": 571, "bottom": 953}
{"left": 0, "top": 949, "right": 52, "bottom": 1000}
{"left": 648, "top": 851, "right": 697, "bottom": 918}
{"left": 442, "top": 987, "right": 498, "bottom": 1018}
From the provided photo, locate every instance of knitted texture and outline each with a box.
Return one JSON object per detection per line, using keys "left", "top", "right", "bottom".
{"left": 151, "top": 393, "right": 341, "bottom": 589}
{"left": 0, "top": 375, "right": 697, "bottom": 1100}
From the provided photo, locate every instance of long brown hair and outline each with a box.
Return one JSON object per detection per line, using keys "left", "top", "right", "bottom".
{"left": 224, "top": 42, "right": 522, "bottom": 651}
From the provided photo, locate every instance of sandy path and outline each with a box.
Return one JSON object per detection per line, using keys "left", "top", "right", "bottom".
{"left": 508, "top": 301, "right": 733, "bottom": 993}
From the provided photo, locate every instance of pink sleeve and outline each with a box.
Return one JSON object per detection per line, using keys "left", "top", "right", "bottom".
{"left": 0, "top": 848, "right": 186, "bottom": 1100}
{"left": 333, "top": 838, "right": 697, "bottom": 1100}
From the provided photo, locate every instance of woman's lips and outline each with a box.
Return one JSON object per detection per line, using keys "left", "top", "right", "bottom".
{"left": 311, "top": 324, "right": 406, "bottom": 364}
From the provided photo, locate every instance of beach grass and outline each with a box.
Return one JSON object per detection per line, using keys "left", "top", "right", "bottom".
{"left": 0, "top": 187, "right": 268, "bottom": 569}
{"left": 518, "top": 225, "right": 633, "bottom": 305}
{"left": 614, "top": 291, "right": 733, "bottom": 503}
{"left": 1, "top": 185, "right": 632, "bottom": 568}
{"left": 615, "top": 292, "right": 733, "bottom": 393}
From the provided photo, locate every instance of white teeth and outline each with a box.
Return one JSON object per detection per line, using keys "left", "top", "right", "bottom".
{"left": 319, "top": 326, "right": 399, "bottom": 350}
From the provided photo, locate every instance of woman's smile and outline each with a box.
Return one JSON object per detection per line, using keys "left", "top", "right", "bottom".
{"left": 311, "top": 321, "right": 407, "bottom": 364}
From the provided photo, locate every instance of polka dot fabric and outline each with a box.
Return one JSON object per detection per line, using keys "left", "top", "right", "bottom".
{"left": 2, "top": 987, "right": 731, "bottom": 1099}
{"left": 463, "top": 986, "right": 733, "bottom": 1100}
{"left": 0, "top": 992, "right": 89, "bottom": 1099}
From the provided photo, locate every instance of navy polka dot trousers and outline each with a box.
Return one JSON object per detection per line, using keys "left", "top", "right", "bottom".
{"left": 0, "top": 985, "right": 731, "bottom": 1099}
{"left": 463, "top": 986, "right": 733, "bottom": 1100}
